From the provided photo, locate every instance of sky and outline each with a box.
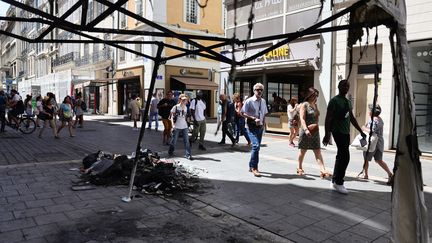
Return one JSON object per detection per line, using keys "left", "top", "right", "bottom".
{"left": 0, "top": 2, "right": 10, "bottom": 16}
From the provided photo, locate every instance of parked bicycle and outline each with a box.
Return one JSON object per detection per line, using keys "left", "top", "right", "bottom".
{"left": 5, "top": 113, "right": 37, "bottom": 134}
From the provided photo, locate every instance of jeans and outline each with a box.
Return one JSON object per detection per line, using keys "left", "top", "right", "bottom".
{"left": 247, "top": 126, "right": 264, "bottom": 169}
{"left": 148, "top": 111, "right": 159, "bottom": 129}
{"left": 332, "top": 132, "right": 351, "bottom": 185}
{"left": 235, "top": 117, "right": 250, "bottom": 143}
{"left": 169, "top": 128, "right": 191, "bottom": 157}
{"left": 191, "top": 119, "right": 206, "bottom": 146}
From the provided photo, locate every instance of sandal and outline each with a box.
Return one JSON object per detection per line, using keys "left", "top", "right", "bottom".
{"left": 296, "top": 168, "right": 305, "bottom": 176}
{"left": 320, "top": 170, "right": 332, "bottom": 178}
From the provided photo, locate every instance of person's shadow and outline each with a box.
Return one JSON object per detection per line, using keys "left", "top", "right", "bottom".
{"left": 259, "top": 172, "right": 315, "bottom": 180}
{"left": 191, "top": 156, "right": 221, "bottom": 162}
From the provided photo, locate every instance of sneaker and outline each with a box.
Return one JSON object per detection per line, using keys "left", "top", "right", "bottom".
{"left": 332, "top": 183, "right": 348, "bottom": 194}
{"left": 185, "top": 155, "right": 193, "bottom": 161}
{"left": 198, "top": 145, "right": 207, "bottom": 151}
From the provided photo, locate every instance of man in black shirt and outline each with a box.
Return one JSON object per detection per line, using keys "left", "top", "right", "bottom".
{"left": 157, "top": 90, "right": 176, "bottom": 145}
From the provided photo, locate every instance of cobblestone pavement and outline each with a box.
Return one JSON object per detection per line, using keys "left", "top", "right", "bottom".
{"left": 0, "top": 115, "right": 431, "bottom": 242}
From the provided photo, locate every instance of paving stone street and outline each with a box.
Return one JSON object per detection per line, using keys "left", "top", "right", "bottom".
{"left": 1, "top": 115, "right": 432, "bottom": 242}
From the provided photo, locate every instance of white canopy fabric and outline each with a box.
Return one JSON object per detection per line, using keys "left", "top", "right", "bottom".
{"left": 347, "top": 1, "right": 429, "bottom": 242}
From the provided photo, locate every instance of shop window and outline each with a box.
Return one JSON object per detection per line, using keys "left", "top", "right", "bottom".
{"left": 397, "top": 40, "right": 432, "bottom": 153}
{"left": 267, "top": 82, "right": 298, "bottom": 113}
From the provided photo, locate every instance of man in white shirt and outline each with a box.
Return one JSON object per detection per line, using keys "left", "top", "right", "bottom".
{"left": 190, "top": 90, "right": 207, "bottom": 150}
{"left": 147, "top": 93, "right": 159, "bottom": 131}
{"left": 241, "top": 83, "right": 268, "bottom": 177}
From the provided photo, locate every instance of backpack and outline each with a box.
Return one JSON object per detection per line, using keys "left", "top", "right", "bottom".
{"left": 15, "top": 100, "right": 25, "bottom": 114}
{"left": 80, "top": 101, "right": 87, "bottom": 111}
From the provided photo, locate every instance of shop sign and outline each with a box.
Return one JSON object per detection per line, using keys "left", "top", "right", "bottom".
{"left": 286, "top": 0, "right": 320, "bottom": 12}
{"left": 254, "top": 0, "right": 283, "bottom": 19}
{"left": 179, "top": 68, "right": 204, "bottom": 76}
{"left": 123, "top": 71, "right": 134, "bottom": 77}
{"left": 222, "top": 38, "right": 320, "bottom": 67}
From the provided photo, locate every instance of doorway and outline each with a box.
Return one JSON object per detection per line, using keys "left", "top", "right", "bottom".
{"left": 356, "top": 78, "right": 377, "bottom": 129}
{"left": 117, "top": 77, "right": 140, "bottom": 115}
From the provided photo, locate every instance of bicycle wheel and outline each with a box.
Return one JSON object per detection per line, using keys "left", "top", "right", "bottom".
{"left": 19, "top": 117, "right": 37, "bottom": 134}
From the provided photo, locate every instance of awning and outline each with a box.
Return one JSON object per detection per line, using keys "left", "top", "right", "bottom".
{"left": 171, "top": 76, "right": 219, "bottom": 90}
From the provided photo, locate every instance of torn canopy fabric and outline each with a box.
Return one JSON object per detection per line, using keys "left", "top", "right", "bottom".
{"left": 347, "top": 0, "right": 429, "bottom": 242}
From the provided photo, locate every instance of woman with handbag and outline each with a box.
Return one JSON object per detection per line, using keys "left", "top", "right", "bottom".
{"left": 359, "top": 105, "right": 393, "bottom": 184}
{"left": 297, "top": 87, "right": 331, "bottom": 178}
{"left": 57, "top": 96, "right": 75, "bottom": 137}
{"left": 38, "top": 96, "right": 58, "bottom": 139}
{"left": 287, "top": 97, "right": 299, "bottom": 147}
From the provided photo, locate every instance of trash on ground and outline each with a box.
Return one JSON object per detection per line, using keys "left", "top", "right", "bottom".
{"left": 72, "top": 149, "right": 206, "bottom": 196}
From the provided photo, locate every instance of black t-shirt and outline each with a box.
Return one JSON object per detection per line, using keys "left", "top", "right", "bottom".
{"left": 158, "top": 98, "right": 176, "bottom": 119}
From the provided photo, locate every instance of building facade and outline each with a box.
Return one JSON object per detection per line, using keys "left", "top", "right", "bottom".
{"left": 333, "top": 0, "right": 432, "bottom": 153}
{"left": 221, "top": 0, "right": 332, "bottom": 133}
{"left": 112, "top": 0, "right": 223, "bottom": 117}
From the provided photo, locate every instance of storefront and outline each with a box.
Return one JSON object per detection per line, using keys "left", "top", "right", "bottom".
{"left": 393, "top": 39, "right": 432, "bottom": 153}
{"left": 113, "top": 66, "right": 144, "bottom": 115}
{"left": 165, "top": 65, "right": 218, "bottom": 118}
{"left": 221, "top": 37, "right": 321, "bottom": 133}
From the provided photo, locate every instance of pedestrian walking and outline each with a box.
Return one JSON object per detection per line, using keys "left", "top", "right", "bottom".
{"left": 359, "top": 104, "right": 393, "bottom": 184}
{"left": 24, "top": 94, "right": 33, "bottom": 117}
{"left": 241, "top": 83, "right": 268, "bottom": 177}
{"left": 233, "top": 93, "right": 251, "bottom": 145}
{"left": 323, "top": 79, "right": 366, "bottom": 194}
{"left": 168, "top": 94, "right": 193, "bottom": 160}
{"left": 190, "top": 90, "right": 207, "bottom": 151}
{"left": 0, "top": 90, "right": 7, "bottom": 133}
{"left": 214, "top": 94, "right": 224, "bottom": 135}
{"left": 147, "top": 93, "right": 159, "bottom": 131}
{"left": 35, "top": 95, "right": 43, "bottom": 127}
{"left": 57, "top": 96, "right": 75, "bottom": 137}
{"left": 288, "top": 97, "right": 299, "bottom": 147}
{"left": 157, "top": 91, "right": 176, "bottom": 145}
{"left": 218, "top": 94, "right": 236, "bottom": 146}
{"left": 73, "top": 93, "right": 85, "bottom": 128}
{"left": 38, "top": 96, "right": 58, "bottom": 139}
{"left": 296, "top": 88, "right": 331, "bottom": 178}
{"left": 129, "top": 95, "right": 141, "bottom": 130}
{"left": 47, "top": 92, "right": 59, "bottom": 125}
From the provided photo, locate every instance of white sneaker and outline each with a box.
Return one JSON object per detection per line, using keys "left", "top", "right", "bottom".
{"left": 332, "top": 183, "right": 348, "bottom": 194}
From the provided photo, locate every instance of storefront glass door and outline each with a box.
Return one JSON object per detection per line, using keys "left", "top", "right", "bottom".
{"left": 395, "top": 40, "right": 432, "bottom": 153}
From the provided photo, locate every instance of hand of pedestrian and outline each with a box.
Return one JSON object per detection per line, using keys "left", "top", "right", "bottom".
{"left": 193, "top": 120, "right": 198, "bottom": 126}
{"left": 305, "top": 129, "right": 312, "bottom": 137}
{"left": 322, "top": 133, "right": 331, "bottom": 146}
{"left": 360, "top": 131, "right": 367, "bottom": 139}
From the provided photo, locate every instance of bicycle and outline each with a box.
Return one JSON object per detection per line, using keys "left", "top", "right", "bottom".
{"left": 5, "top": 113, "right": 37, "bottom": 134}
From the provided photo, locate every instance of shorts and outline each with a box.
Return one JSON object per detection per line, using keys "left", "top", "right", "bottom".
{"left": 288, "top": 118, "right": 298, "bottom": 129}
{"left": 363, "top": 148, "right": 383, "bottom": 162}
{"left": 8, "top": 109, "right": 19, "bottom": 117}
{"left": 162, "top": 118, "right": 172, "bottom": 132}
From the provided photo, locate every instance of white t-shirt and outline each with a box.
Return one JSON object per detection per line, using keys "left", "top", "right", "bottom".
{"left": 287, "top": 104, "right": 298, "bottom": 120}
{"left": 171, "top": 104, "right": 188, "bottom": 129}
{"left": 150, "top": 97, "right": 158, "bottom": 113}
{"left": 190, "top": 99, "right": 206, "bottom": 121}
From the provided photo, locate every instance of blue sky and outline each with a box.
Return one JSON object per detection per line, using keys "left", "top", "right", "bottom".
{"left": 0, "top": 2, "right": 10, "bottom": 16}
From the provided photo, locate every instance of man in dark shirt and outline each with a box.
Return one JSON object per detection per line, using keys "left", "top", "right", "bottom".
{"left": 323, "top": 79, "right": 366, "bottom": 194}
{"left": 157, "top": 90, "right": 176, "bottom": 145}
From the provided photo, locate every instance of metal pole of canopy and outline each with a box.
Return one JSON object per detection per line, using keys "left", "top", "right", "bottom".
{"left": 122, "top": 44, "right": 164, "bottom": 203}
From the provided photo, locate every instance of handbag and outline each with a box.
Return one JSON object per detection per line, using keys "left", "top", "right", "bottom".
{"left": 307, "top": 123, "right": 319, "bottom": 135}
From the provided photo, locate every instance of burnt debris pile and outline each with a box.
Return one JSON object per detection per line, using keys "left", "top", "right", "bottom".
{"left": 73, "top": 149, "right": 202, "bottom": 196}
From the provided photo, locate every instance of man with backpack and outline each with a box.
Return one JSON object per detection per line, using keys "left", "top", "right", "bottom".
{"left": 218, "top": 94, "right": 236, "bottom": 146}
{"left": 190, "top": 90, "right": 207, "bottom": 151}
{"left": 7, "top": 89, "right": 24, "bottom": 129}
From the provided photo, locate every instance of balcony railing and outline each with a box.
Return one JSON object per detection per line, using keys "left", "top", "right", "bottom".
{"left": 52, "top": 52, "right": 78, "bottom": 67}
{"left": 75, "top": 49, "right": 113, "bottom": 67}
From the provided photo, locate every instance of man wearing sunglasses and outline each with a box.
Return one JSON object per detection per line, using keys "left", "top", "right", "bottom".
{"left": 241, "top": 83, "right": 268, "bottom": 177}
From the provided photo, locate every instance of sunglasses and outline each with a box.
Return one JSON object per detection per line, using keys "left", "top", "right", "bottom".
{"left": 255, "top": 89, "right": 263, "bottom": 92}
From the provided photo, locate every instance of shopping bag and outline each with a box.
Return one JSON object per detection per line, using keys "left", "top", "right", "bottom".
{"left": 350, "top": 133, "right": 378, "bottom": 152}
